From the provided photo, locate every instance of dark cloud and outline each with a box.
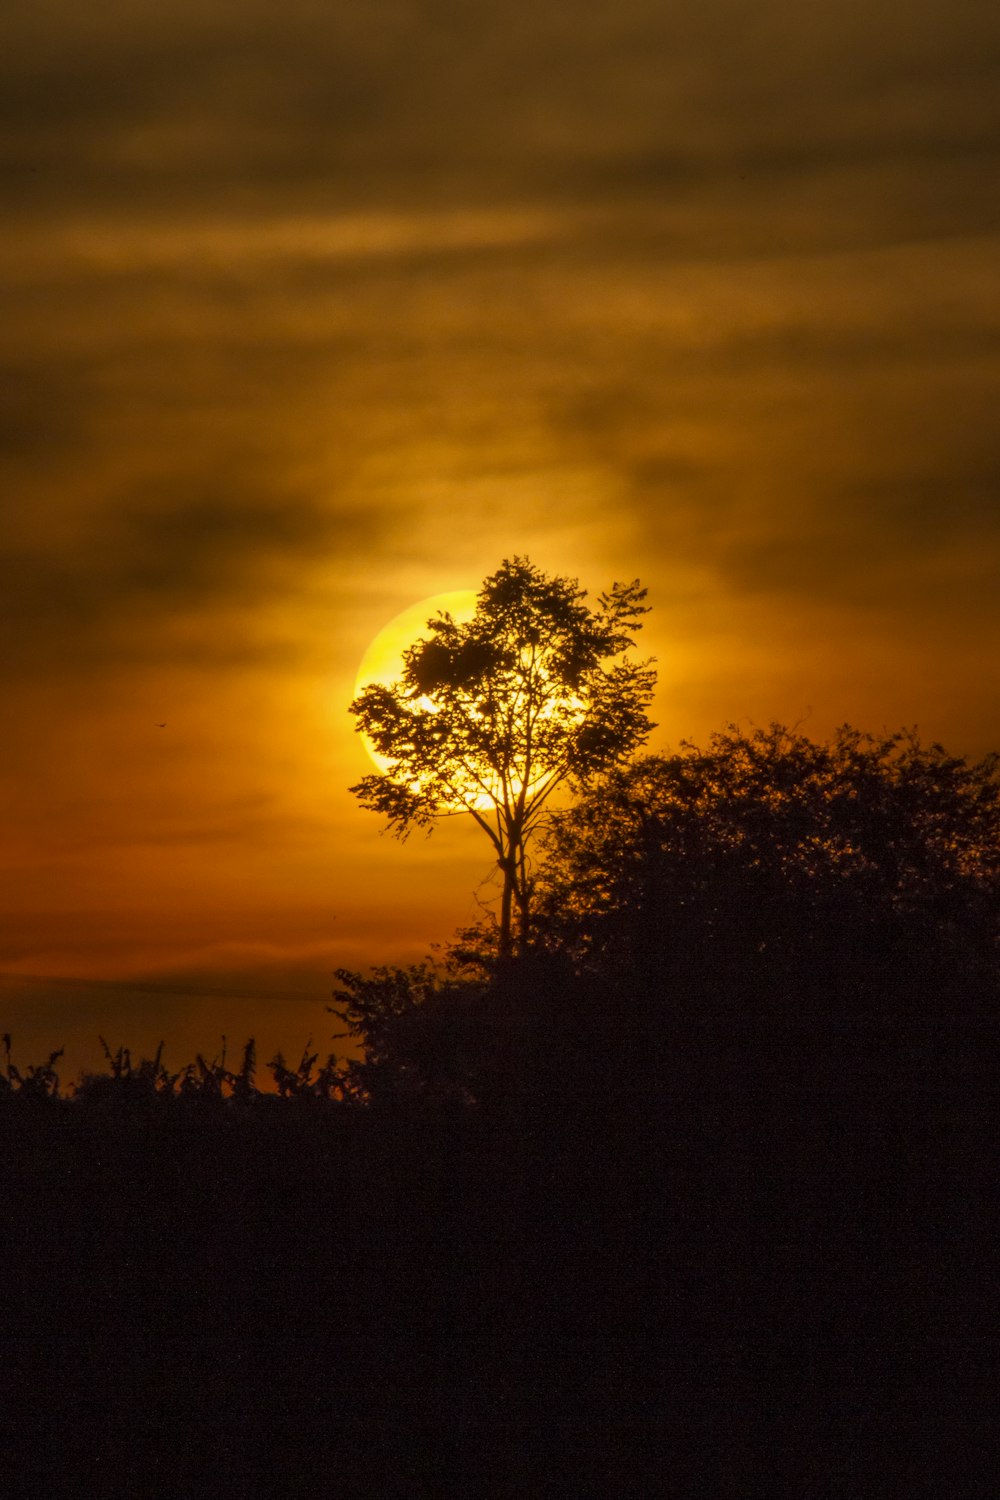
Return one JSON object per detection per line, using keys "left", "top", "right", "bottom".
{"left": 118, "top": 490, "right": 348, "bottom": 597}
{"left": 847, "top": 464, "right": 1000, "bottom": 548}
{"left": 3, "top": 0, "right": 998, "bottom": 247}
{"left": 0, "top": 360, "right": 93, "bottom": 463}
{"left": 0, "top": 482, "right": 381, "bottom": 672}
{"left": 707, "top": 323, "right": 1000, "bottom": 374}
{"left": 630, "top": 451, "right": 1000, "bottom": 611}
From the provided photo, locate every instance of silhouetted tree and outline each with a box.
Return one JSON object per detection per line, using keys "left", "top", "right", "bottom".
{"left": 329, "top": 963, "right": 500, "bottom": 1105}
{"left": 349, "top": 557, "right": 656, "bottom": 956}
{"left": 535, "top": 723, "right": 1000, "bottom": 1013}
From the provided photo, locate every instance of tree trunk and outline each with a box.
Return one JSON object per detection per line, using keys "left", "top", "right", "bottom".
{"left": 498, "top": 856, "right": 515, "bottom": 959}
{"left": 500, "top": 835, "right": 531, "bottom": 958}
{"left": 515, "top": 874, "right": 531, "bottom": 956}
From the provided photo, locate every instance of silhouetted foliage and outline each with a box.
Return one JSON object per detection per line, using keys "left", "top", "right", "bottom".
{"left": 349, "top": 556, "right": 656, "bottom": 956}
{"left": 329, "top": 962, "right": 496, "bottom": 1105}
{"left": 0, "top": 1034, "right": 350, "bottom": 1107}
{"left": 1, "top": 1032, "right": 64, "bottom": 1101}
{"left": 72, "top": 1037, "right": 180, "bottom": 1105}
{"left": 534, "top": 722, "right": 1000, "bottom": 1014}
{"left": 268, "top": 1040, "right": 344, "bottom": 1100}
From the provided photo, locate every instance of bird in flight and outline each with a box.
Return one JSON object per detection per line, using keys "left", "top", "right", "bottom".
{"left": 155, "top": 722, "right": 167, "bottom": 728}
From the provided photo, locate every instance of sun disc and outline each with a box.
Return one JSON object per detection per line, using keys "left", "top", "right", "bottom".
{"left": 354, "top": 589, "right": 478, "bottom": 773}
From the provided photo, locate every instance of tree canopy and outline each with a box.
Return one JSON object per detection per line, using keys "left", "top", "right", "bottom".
{"left": 534, "top": 722, "right": 1000, "bottom": 1013}
{"left": 349, "top": 557, "right": 656, "bottom": 956}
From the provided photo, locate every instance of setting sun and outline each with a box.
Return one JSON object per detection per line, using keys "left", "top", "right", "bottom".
{"left": 354, "top": 589, "right": 478, "bottom": 772}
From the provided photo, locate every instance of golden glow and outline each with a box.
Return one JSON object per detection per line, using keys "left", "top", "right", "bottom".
{"left": 355, "top": 589, "right": 478, "bottom": 773}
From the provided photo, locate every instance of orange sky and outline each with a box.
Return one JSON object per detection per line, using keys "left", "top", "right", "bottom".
{"left": 2, "top": 0, "right": 999, "bottom": 1082}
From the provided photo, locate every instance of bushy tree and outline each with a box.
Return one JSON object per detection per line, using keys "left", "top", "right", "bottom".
{"left": 329, "top": 963, "right": 500, "bottom": 1105}
{"left": 535, "top": 723, "right": 1000, "bottom": 1012}
{"left": 349, "top": 557, "right": 656, "bottom": 956}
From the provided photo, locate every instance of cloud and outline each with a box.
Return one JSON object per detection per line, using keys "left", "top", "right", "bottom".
{"left": 0, "top": 474, "right": 383, "bottom": 673}
{"left": 0, "top": 359, "right": 92, "bottom": 464}
{"left": 3, "top": 0, "right": 998, "bottom": 244}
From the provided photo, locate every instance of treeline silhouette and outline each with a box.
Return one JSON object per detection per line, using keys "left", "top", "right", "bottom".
{"left": 2, "top": 725, "right": 997, "bottom": 1494}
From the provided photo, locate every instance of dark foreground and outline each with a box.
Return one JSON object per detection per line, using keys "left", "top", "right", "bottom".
{"left": 1, "top": 1013, "right": 996, "bottom": 1497}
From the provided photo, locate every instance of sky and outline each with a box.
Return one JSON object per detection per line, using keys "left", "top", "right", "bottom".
{"left": 2, "top": 0, "right": 999, "bottom": 1079}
